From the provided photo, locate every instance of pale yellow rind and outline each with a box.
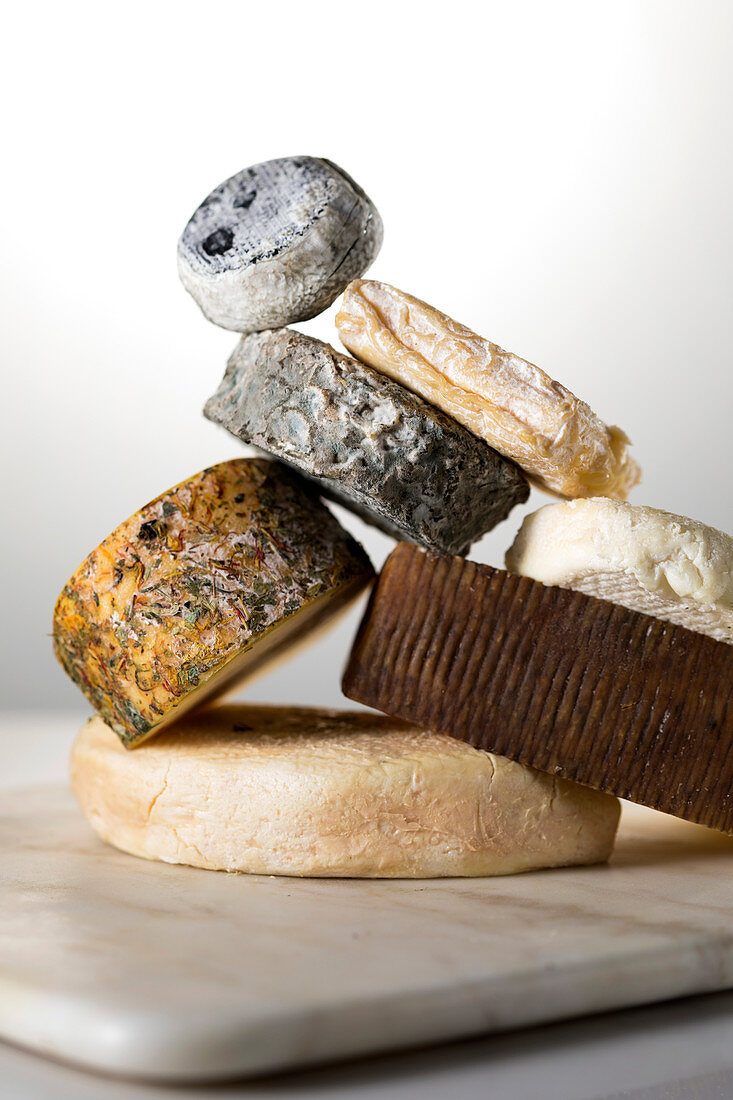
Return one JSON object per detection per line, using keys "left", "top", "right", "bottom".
{"left": 336, "top": 280, "right": 640, "bottom": 500}
{"left": 506, "top": 498, "right": 733, "bottom": 643}
{"left": 71, "top": 707, "right": 621, "bottom": 878}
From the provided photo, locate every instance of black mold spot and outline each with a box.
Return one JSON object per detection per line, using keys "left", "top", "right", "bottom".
{"left": 202, "top": 227, "right": 234, "bottom": 256}
{"left": 233, "top": 188, "right": 257, "bottom": 210}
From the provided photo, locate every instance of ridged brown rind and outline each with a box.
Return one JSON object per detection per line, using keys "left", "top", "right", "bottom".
{"left": 53, "top": 459, "right": 374, "bottom": 747}
{"left": 343, "top": 544, "right": 733, "bottom": 833}
{"left": 204, "top": 329, "right": 529, "bottom": 555}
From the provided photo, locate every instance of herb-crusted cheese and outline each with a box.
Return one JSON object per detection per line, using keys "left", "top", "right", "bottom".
{"left": 53, "top": 459, "right": 373, "bottom": 747}
{"left": 204, "top": 330, "right": 529, "bottom": 555}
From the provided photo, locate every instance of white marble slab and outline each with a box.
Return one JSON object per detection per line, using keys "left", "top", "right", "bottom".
{"left": 2, "top": 786, "right": 733, "bottom": 1084}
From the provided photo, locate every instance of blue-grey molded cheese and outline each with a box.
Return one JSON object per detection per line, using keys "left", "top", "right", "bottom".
{"left": 177, "top": 157, "right": 382, "bottom": 332}
{"left": 204, "top": 330, "right": 529, "bottom": 555}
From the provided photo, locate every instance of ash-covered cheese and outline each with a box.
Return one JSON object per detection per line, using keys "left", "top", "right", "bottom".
{"left": 53, "top": 459, "right": 373, "bottom": 747}
{"left": 71, "top": 706, "right": 621, "bottom": 877}
{"left": 204, "top": 330, "right": 529, "bottom": 555}
{"left": 178, "top": 157, "right": 382, "bottom": 332}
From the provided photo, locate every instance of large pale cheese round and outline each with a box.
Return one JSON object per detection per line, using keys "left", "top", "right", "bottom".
{"left": 71, "top": 707, "right": 621, "bottom": 878}
{"left": 53, "top": 460, "right": 373, "bottom": 747}
{"left": 506, "top": 499, "right": 733, "bottom": 643}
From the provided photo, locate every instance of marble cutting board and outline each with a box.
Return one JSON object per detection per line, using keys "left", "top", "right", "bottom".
{"left": 2, "top": 785, "right": 733, "bottom": 1083}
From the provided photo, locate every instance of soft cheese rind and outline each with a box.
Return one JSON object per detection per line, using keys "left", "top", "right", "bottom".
{"left": 53, "top": 460, "right": 373, "bottom": 747}
{"left": 506, "top": 499, "right": 733, "bottom": 644}
{"left": 71, "top": 707, "right": 620, "bottom": 878}
{"left": 178, "top": 157, "right": 382, "bottom": 332}
{"left": 336, "top": 280, "right": 640, "bottom": 500}
{"left": 204, "top": 329, "right": 529, "bottom": 555}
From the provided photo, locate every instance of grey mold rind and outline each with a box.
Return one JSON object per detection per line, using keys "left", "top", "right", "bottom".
{"left": 178, "top": 157, "right": 383, "bottom": 333}
{"left": 204, "top": 330, "right": 529, "bottom": 555}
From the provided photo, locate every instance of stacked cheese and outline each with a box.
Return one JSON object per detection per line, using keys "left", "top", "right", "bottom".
{"left": 56, "top": 155, "right": 731, "bottom": 879}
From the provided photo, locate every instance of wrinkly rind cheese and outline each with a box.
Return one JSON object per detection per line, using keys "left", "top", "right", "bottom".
{"left": 506, "top": 499, "right": 733, "bottom": 644}
{"left": 336, "top": 280, "right": 641, "bottom": 501}
{"left": 204, "top": 330, "right": 529, "bottom": 556}
{"left": 53, "top": 460, "right": 373, "bottom": 747}
{"left": 71, "top": 707, "right": 621, "bottom": 878}
{"left": 178, "top": 157, "right": 383, "bottom": 332}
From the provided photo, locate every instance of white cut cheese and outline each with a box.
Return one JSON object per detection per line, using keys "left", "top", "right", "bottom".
{"left": 71, "top": 707, "right": 621, "bottom": 878}
{"left": 506, "top": 499, "right": 733, "bottom": 643}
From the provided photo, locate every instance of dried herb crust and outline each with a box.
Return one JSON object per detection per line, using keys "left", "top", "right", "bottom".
{"left": 54, "top": 459, "right": 373, "bottom": 746}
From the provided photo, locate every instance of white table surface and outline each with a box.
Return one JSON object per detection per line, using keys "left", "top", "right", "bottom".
{"left": 3, "top": 712, "right": 733, "bottom": 1100}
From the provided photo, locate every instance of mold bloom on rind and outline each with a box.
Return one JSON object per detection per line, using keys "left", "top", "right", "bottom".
{"left": 336, "top": 279, "right": 640, "bottom": 500}
{"left": 52, "top": 460, "right": 373, "bottom": 746}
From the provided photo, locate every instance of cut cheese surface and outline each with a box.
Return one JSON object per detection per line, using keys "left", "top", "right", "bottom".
{"left": 205, "top": 329, "right": 529, "bottom": 555}
{"left": 506, "top": 499, "right": 733, "bottom": 644}
{"left": 336, "top": 280, "right": 640, "bottom": 500}
{"left": 71, "top": 707, "right": 621, "bottom": 878}
{"left": 53, "top": 460, "right": 373, "bottom": 747}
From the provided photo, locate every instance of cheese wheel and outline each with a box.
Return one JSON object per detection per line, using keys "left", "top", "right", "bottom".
{"left": 178, "top": 157, "right": 382, "bottom": 332}
{"left": 53, "top": 460, "right": 373, "bottom": 747}
{"left": 204, "top": 329, "right": 529, "bottom": 555}
{"left": 336, "top": 280, "right": 640, "bottom": 500}
{"left": 506, "top": 499, "right": 733, "bottom": 644}
{"left": 342, "top": 544, "right": 733, "bottom": 833}
{"left": 71, "top": 708, "right": 621, "bottom": 878}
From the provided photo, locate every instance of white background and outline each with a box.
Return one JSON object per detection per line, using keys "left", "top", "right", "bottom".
{"left": 2, "top": 0, "right": 731, "bottom": 713}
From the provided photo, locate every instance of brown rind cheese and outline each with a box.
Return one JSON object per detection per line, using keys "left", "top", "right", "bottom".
{"left": 54, "top": 459, "right": 373, "bottom": 747}
{"left": 342, "top": 544, "right": 733, "bottom": 833}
